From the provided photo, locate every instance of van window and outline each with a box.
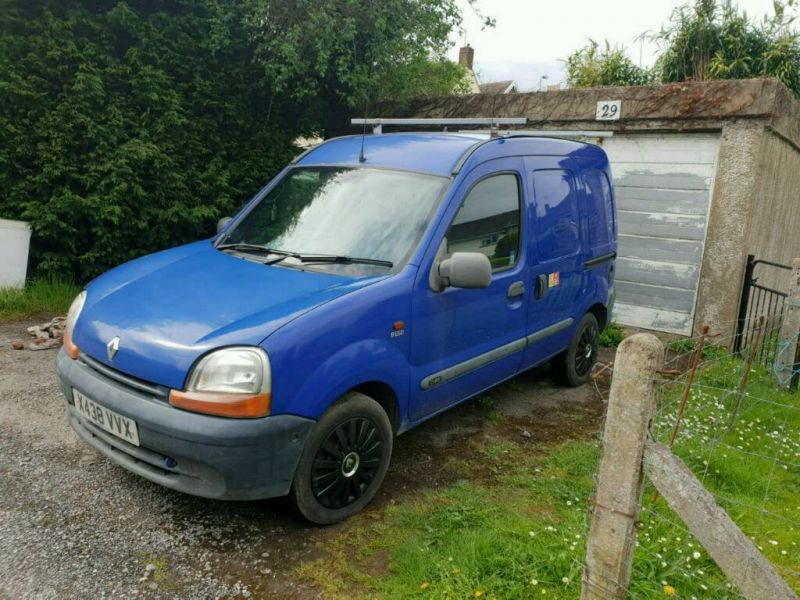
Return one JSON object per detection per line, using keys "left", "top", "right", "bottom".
{"left": 446, "top": 174, "right": 521, "bottom": 271}
{"left": 221, "top": 167, "right": 448, "bottom": 275}
{"left": 582, "top": 169, "right": 614, "bottom": 248}
{"left": 532, "top": 170, "right": 580, "bottom": 260}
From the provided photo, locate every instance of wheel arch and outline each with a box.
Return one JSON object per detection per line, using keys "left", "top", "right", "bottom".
{"left": 350, "top": 381, "right": 400, "bottom": 434}
{"left": 588, "top": 303, "right": 608, "bottom": 330}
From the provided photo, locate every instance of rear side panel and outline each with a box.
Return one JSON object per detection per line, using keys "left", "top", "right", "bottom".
{"left": 522, "top": 150, "right": 615, "bottom": 369}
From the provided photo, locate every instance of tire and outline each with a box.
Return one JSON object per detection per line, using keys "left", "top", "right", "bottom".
{"left": 553, "top": 313, "right": 600, "bottom": 387}
{"left": 291, "top": 391, "right": 393, "bottom": 524}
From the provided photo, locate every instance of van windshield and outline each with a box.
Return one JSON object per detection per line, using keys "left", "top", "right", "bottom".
{"left": 219, "top": 167, "right": 448, "bottom": 275}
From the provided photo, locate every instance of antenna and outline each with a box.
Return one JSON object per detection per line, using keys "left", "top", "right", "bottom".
{"left": 358, "top": 98, "right": 369, "bottom": 163}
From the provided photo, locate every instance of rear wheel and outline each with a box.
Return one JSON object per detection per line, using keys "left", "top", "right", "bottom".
{"left": 553, "top": 313, "right": 599, "bottom": 387}
{"left": 291, "top": 392, "right": 392, "bottom": 524}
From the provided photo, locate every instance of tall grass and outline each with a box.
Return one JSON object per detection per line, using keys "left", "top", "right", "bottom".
{"left": 0, "top": 276, "right": 80, "bottom": 322}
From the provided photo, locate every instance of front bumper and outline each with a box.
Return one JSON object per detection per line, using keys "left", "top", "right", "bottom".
{"left": 56, "top": 349, "right": 314, "bottom": 500}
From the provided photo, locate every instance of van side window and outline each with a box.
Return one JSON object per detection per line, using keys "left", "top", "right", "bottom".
{"left": 582, "top": 170, "right": 614, "bottom": 248}
{"left": 532, "top": 170, "right": 579, "bottom": 260}
{"left": 446, "top": 173, "right": 521, "bottom": 271}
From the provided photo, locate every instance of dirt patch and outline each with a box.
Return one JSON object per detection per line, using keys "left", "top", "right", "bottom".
{"left": 0, "top": 320, "right": 612, "bottom": 599}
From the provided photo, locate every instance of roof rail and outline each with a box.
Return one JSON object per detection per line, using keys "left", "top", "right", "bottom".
{"left": 351, "top": 117, "right": 527, "bottom": 134}
{"left": 479, "top": 129, "right": 614, "bottom": 139}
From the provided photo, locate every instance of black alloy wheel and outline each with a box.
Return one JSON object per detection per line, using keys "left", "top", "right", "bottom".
{"left": 574, "top": 322, "right": 599, "bottom": 378}
{"left": 291, "top": 392, "right": 393, "bottom": 524}
{"left": 311, "top": 417, "right": 383, "bottom": 509}
{"left": 553, "top": 312, "right": 600, "bottom": 387}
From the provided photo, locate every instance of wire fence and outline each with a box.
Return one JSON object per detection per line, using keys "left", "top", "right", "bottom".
{"left": 582, "top": 314, "right": 800, "bottom": 599}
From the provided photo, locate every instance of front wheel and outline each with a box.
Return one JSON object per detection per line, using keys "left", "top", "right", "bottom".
{"left": 291, "top": 392, "right": 393, "bottom": 524}
{"left": 553, "top": 313, "right": 599, "bottom": 387}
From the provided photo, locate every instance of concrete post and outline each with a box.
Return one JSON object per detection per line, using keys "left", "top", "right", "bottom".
{"left": 776, "top": 258, "right": 800, "bottom": 388}
{"left": 582, "top": 334, "right": 664, "bottom": 600}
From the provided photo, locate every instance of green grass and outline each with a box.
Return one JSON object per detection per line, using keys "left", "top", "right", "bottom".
{"left": 298, "top": 439, "right": 598, "bottom": 599}
{"left": 0, "top": 276, "right": 80, "bottom": 322}
{"left": 647, "top": 355, "right": 800, "bottom": 595}
{"left": 297, "top": 356, "right": 800, "bottom": 599}
{"left": 667, "top": 338, "right": 728, "bottom": 361}
{"left": 599, "top": 322, "right": 626, "bottom": 347}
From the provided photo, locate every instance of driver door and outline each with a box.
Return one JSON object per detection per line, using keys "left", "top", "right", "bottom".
{"left": 408, "top": 158, "right": 529, "bottom": 421}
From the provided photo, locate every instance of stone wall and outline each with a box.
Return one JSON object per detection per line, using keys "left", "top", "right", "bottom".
{"left": 746, "top": 129, "right": 800, "bottom": 288}
{"left": 371, "top": 79, "right": 799, "bottom": 143}
{"left": 694, "top": 122, "right": 766, "bottom": 338}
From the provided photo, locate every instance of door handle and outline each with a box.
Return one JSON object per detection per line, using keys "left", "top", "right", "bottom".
{"left": 507, "top": 281, "right": 525, "bottom": 298}
{"left": 535, "top": 274, "right": 548, "bottom": 299}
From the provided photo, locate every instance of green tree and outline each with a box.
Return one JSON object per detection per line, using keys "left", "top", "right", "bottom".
{"left": 654, "top": 0, "right": 800, "bottom": 96}
{"left": 565, "top": 39, "right": 653, "bottom": 88}
{"left": 0, "top": 0, "right": 468, "bottom": 281}
{"left": 563, "top": 1, "right": 800, "bottom": 98}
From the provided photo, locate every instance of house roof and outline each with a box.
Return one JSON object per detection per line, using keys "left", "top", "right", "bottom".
{"left": 479, "top": 80, "right": 516, "bottom": 95}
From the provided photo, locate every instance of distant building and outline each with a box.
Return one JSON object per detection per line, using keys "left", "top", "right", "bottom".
{"left": 457, "top": 45, "right": 517, "bottom": 95}
{"left": 479, "top": 80, "right": 517, "bottom": 95}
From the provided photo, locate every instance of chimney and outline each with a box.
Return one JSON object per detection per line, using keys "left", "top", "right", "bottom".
{"left": 458, "top": 45, "right": 474, "bottom": 71}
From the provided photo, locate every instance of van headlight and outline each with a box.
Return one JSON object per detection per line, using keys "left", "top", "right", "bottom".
{"left": 169, "top": 347, "right": 272, "bottom": 418}
{"left": 63, "top": 290, "right": 87, "bottom": 359}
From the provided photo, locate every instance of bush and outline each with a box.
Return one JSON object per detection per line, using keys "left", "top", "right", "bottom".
{"left": 0, "top": 1, "right": 466, "bottom": 282}
{"left": 0, "top": 2, "right": 300, "bottom": 282}
{"left": 599, "top": 322, "right": 627, "bottom": 347}
{"left": 565, "top": 40, "right": 653, "bottom": 88}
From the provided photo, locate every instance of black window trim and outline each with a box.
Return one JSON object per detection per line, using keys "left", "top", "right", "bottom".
{"left": 444, "top": 169, "right": 524, "bottom": 275}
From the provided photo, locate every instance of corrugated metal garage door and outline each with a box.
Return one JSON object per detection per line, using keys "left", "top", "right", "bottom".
{"left": 601, "top": 133, "right": 721, "bottom": 335}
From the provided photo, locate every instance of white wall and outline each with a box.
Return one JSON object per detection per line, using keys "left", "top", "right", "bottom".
{"left": 0, "top": 219, "right": 31, "bottom": 288}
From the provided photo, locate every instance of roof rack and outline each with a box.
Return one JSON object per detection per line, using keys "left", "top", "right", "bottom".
{"left": 351, "top": 117, "right": 527, "bottom": 135}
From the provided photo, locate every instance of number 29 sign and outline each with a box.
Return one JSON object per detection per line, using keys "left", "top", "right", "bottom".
{"left": 596, "top": 100, "right": 621, "bottom": 121}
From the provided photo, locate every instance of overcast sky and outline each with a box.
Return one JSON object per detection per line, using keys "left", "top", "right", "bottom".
{"left": 448, "top": 0, "right": 786, "bottom": 90}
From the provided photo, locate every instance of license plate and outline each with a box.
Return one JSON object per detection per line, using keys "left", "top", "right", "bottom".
{"left": 73, "top": 389, "right": 140, "bottom": 447}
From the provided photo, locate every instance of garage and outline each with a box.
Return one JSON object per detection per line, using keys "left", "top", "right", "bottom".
{"left": 601, "top": 133, "right": 721, "bottom": 335}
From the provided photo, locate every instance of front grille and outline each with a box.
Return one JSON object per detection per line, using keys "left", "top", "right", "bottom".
{"left": 77, "top": 353, "right": 170, "bottom": 401}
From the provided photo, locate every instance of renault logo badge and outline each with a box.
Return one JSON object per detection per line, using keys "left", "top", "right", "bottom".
{"left": 107, "top": 336, "right": 120, "bottom": 361}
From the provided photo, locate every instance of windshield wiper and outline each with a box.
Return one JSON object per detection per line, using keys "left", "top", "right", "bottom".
{"left": 296, "top": 255, "right": 394, "bottom": 268}
{"left": 216, "top": 243, "right": 297, "bottom": 257}
{"left": 217, "top": 244, "right": 393, "bottom": 268}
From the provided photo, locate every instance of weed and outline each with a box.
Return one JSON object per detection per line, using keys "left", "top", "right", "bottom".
{"left": 475, "top": 394, "right": 495, "bottom": 410}
{"left": 0, "top": 276, "right": 80, "bottom": 323}
{"left": 487, "top": 410, "right": 505, "bottom": 425}
{"left": 480, "top": 440, "right": 518, "bottom": 460}
{"left": 667, "top": 338, "right": 728, "bottom": 361}
{"left": 598, "top": 322, "right": 626, "bottom": 347}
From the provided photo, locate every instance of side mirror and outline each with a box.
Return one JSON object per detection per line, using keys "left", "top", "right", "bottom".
{"left": 436, "top": 252, "right": 492, "bottom": 290}
{"left": 217, "top": 216, "right": 233, "bottom": 234}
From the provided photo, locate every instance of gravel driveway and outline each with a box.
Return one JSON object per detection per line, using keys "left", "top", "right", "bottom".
{"left": 0, "top": 320, "right": 609, "bottom": 599}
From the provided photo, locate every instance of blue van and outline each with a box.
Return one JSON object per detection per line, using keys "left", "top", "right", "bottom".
{"left": 57, "top": 132, "right": 616, "bottom": 524}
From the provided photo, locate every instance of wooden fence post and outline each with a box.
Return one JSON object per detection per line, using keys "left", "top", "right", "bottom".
{"left": 582, "top": 334, "right": 663, "bottom": 600}
{"left": 776, "top": 258, "right": 800, "bottom": 388}
{"left": 644, "top": 441, "right": 798, "bottom": 600}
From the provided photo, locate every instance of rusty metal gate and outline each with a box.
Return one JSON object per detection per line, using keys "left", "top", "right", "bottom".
{"left": 733, "top": 255, "right": 796, "bottom": 376}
